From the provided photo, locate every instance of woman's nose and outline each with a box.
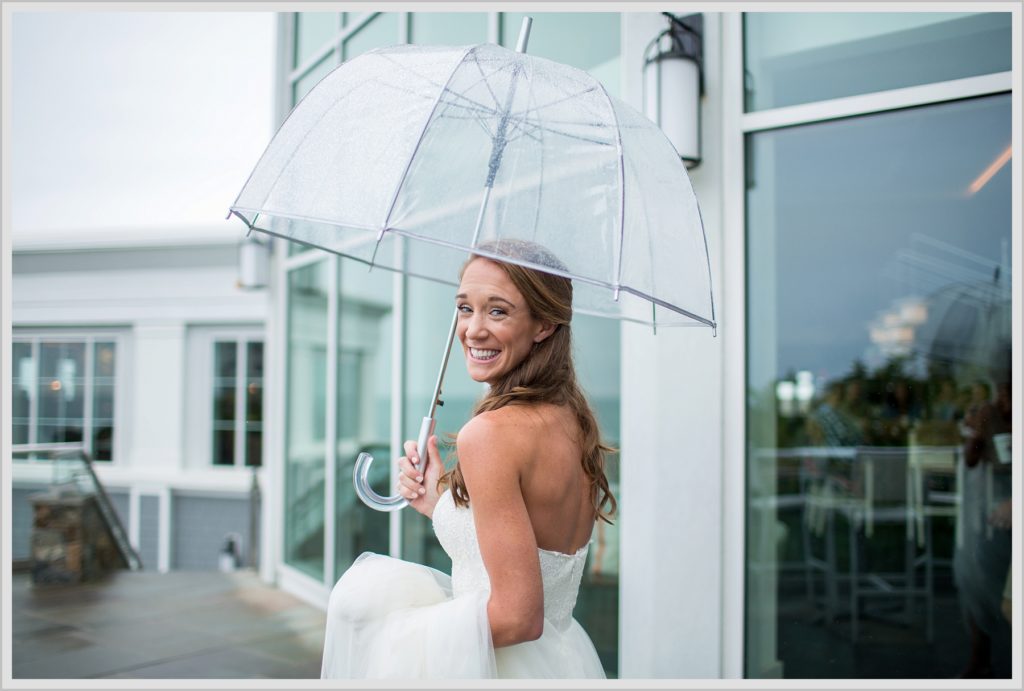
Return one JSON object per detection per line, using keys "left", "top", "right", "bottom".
{"left": 465, "top": 312, "right": 488, "bottom": 339}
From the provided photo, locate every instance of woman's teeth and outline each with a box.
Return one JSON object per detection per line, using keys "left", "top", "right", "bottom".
{"left": 471, "top": 348, "right": 499, "bottom": 361}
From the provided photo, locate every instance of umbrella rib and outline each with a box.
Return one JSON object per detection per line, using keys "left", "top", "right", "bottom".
{"left": 375, "top": 50, "right": 500, "bottom": 116}
{"left": 468, "top": 50, "right": 505, "bottom": 110}
{"left": 509, "top": 85, "right": 600, "bottom": 118}
{"left": 514, "top": 120, "right": 614, "bottom": 147}
{"left": 594, "top": 80, "right": 626, "bottom": 297}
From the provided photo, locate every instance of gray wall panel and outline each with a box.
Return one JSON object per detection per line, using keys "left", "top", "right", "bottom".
{"left": 172, "top": 493, "right": 252, "bottom": 571}
{"left": 139, "top": 495, "right": 160, "bottom": 570}
{"left": 12, "top": 484, "right": 49, "bottom": 560}
{"left": 106, "top": 490, "right": 130, "bottom": 533}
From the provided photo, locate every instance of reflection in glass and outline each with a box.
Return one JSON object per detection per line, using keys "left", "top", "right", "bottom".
{"left": 501, "top": 13, "right": 621, "bottom": 97}
{"left": 410, "top": 12, "right": 487, "bottom": 45}
{"left": 294, "top": 12, "right": 339, "bottom": 67}
{"left": 401, "top": 275, "right": 476, "bottom": 575}
{"left": 743, "top": 12, "right": 1011, "bottom": 112}
{"left": 745, "top": 94, "right": 1011, "bottom": 678}
{"left": 334, "top": 259, "right": 392, "bottom": 578}
{"left": 286, "top": 261, "right": 330, "bottom": 580}
{"left": 570, "top": 313, "right": 621, "bottom": 678}
{"left": 93, "top": 340, "right": 117, "bottom": 460}
{"left": 37, "top": 342, "right": 85, "bottom": 446}
{"left": 213, "top": 341, "right": 237, "bottom": 466}
{"left": 246, "top": 341, "right": 264, "bottom": 467}
{"left": 13, "top": 342, "right": 32, "bottom": 445}
{"left": 343, "top": 13, "right": 399, "bottom": 61}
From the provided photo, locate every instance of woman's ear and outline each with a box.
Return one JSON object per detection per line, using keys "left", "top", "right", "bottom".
{"left": 533, "top": 321, "right": 557, "bottom": 343}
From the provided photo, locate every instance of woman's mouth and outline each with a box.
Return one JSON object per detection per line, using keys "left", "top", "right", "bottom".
{"left": 469, "top": 348, "right": 500, "bottom": 362}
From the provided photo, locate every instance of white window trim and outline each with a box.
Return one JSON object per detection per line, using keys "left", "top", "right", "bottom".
{"left": 721, "top": 12, "right": 746, "bottom": 680}
{"left": 741, "top": 70, "right": 1012, "bottom": 133}
{"left": 11, "top": 329, "right": 128, "bottom": 465}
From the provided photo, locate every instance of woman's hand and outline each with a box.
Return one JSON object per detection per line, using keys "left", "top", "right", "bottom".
{"left": 397, "top": 435, "right": 443, "bottom": 519}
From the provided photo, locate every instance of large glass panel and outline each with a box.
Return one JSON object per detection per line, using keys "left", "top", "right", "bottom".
{"left": 343, "top": 13, "right": 400, "bottom": 61}
{"left": 212, "top": 341, "right": 237, "bottom": 466}
{"left": 245, "top": 341, "right": 264, "bottom": 467}
{"left": 501, "top": 12, "right": 620, "bottom": 96}
{"left": 91, "top": 341, "right": 116, "bottom": 461}
{"left": 571, "top": 313, "right": 621, "bottom": 678}
{"left": 743, "top": 12, "right": 1011, "bottom": 112}
{"left": 745, "top": 94, "right": 1011, "bottom": 678}
{"left": 12, "top": 342, "right": 32, "bottom": 446}
{"left": 37, "top": 342, "right": 85, "bottom": 445}
{"left": 334, "top": 260, "right": 393, "bottom": 577}
{"left": 410, "top": 12, "right": 488, "bottom": 45}
{"left": 401, "top": 274, "right": 478, "bottom": 573}
{"left": 294, "top": 12, "right": 340, "bottom": 67}
{"left": 285, "top": 261, "right": 331, "bottom": 580}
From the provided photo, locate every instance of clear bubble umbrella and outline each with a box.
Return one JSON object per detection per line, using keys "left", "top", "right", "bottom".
{"left": 228, "top": 18, "right": 717, "bottom": 511}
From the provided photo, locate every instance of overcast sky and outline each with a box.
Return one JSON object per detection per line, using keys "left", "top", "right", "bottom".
{"left": 11, "top": 11, "right": 276, "bottom": 242}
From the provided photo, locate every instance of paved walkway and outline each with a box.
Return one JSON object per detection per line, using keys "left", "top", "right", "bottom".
{"left": 11, "top": 568, "right": 326, "bottom": 679}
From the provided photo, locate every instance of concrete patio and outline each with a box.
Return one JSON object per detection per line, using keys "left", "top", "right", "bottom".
{"left": 10, "top": 567, "right": 325, "bottom": 679}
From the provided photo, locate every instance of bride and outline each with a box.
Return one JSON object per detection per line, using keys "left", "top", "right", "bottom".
{"left": 320, "top": 241, "right": 616, "bottom": 679}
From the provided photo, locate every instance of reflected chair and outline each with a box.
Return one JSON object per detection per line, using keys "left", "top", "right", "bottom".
{"left": 803, "top": 446, "right": 932, "bottom": 642}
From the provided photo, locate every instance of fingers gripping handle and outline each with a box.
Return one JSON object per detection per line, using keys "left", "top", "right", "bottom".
{"left": 353, "top": 416, "right": 436, "bottom": 512}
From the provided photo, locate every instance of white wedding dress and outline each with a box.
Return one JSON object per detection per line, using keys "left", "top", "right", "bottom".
{"left": 320, "top": 488, "right": 606, "bottom": 679}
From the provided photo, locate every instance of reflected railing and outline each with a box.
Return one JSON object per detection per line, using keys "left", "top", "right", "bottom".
{"left": 13, "top": 443, "right": 143, "bottom": 571}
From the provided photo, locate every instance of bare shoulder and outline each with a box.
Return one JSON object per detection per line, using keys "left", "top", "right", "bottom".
{"left": 457, "top": 406, "right": 546, "bottom": 471}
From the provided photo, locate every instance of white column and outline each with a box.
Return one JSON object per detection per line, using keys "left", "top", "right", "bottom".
{"left": 619, "top": 13, "right": 727, "bottom": 678}
{"left": 129, "top": 320, "right": 186, "bottom": 470}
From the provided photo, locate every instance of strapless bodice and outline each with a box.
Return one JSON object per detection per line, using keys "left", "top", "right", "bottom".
{"left": 431, "top": 489, "right": 589, "bottom": 631}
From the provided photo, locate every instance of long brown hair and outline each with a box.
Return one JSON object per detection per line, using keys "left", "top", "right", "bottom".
{"left": 438, "top": 240, "right": 617, "bottom": 524}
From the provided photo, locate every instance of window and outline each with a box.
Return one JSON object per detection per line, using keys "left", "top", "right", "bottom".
{"left": 12, "top": 334, "right": 120, "bottom": 461}
{"left": 743, "top": 12, "right": 1011, "bottom": 112}
{"left": 212, "top": 339, "right": 264, "bottom": 467}
{"left": 744, "top": 93, "right": 1011, "bottom": 678}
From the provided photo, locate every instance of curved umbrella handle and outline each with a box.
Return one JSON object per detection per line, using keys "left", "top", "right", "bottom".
{"left": 353, "top": 452, "right": 408, "bottom": 512}
{"left": 353, "top": 416, "right": 435, "bottom": 512}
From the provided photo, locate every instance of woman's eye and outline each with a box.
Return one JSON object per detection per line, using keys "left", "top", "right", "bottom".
{"left": 489, "top": 308, "right": 506, "bottom": 317}
{"left": 457, "top": 304, "right": 471, "bottom": 313}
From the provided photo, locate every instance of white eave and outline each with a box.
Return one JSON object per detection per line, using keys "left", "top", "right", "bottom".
{"left": 12, "top": 222, "right": 247, "bottom": 253}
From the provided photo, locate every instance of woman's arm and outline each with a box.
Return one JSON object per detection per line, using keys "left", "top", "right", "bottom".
{"left": 458, "top": 413, "right": 545, "bottom": 647}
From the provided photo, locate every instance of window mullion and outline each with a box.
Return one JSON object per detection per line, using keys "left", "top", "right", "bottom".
{"left": 29, "top": 339, "right": 39, "bottom": 451}
{"left": 84, "top": 336, "right": 94, "bottom": 459}
{"left": 324, "top": 256, "right": 340, "bottom": 585}
{"left": 236, "top": 340, "right": 247, "bottom": 468}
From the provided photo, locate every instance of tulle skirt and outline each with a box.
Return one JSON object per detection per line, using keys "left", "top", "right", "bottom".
{"left": 321, "top": 552, "right": 606, "bottom": 679}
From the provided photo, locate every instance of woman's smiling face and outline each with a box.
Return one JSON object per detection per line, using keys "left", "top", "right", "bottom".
{"left": 456, "top": 258, "right": 553, "bottom": 386}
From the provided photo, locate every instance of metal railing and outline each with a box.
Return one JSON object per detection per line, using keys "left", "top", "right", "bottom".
{"left": 14, "top": 443, "right": 143, "bottom": 571}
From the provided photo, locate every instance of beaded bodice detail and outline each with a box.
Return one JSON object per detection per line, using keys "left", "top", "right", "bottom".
{"left": 432, "top": 489, "right": 589, "bottom": 631}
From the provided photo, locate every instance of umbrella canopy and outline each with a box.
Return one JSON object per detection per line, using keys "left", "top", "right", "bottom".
{"left": 230, "top": 22, "right": 716, "bottom": 511}
{"left": 230, "top": 41, "right": 715, "bottom": 329}
{"left": 916, "top": 276, "right": 1012, "bottom": 384}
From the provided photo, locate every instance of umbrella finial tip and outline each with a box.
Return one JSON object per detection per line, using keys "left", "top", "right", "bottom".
{"left": 515, "top": 16, "right": 533, "bottom": 53}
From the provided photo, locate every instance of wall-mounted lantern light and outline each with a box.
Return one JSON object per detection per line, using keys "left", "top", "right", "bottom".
{"left": 238, "top": 233, "right": 271, "bottom": 290}
{"left": 643, "top": 12, "right": 704, "bottom": 169}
